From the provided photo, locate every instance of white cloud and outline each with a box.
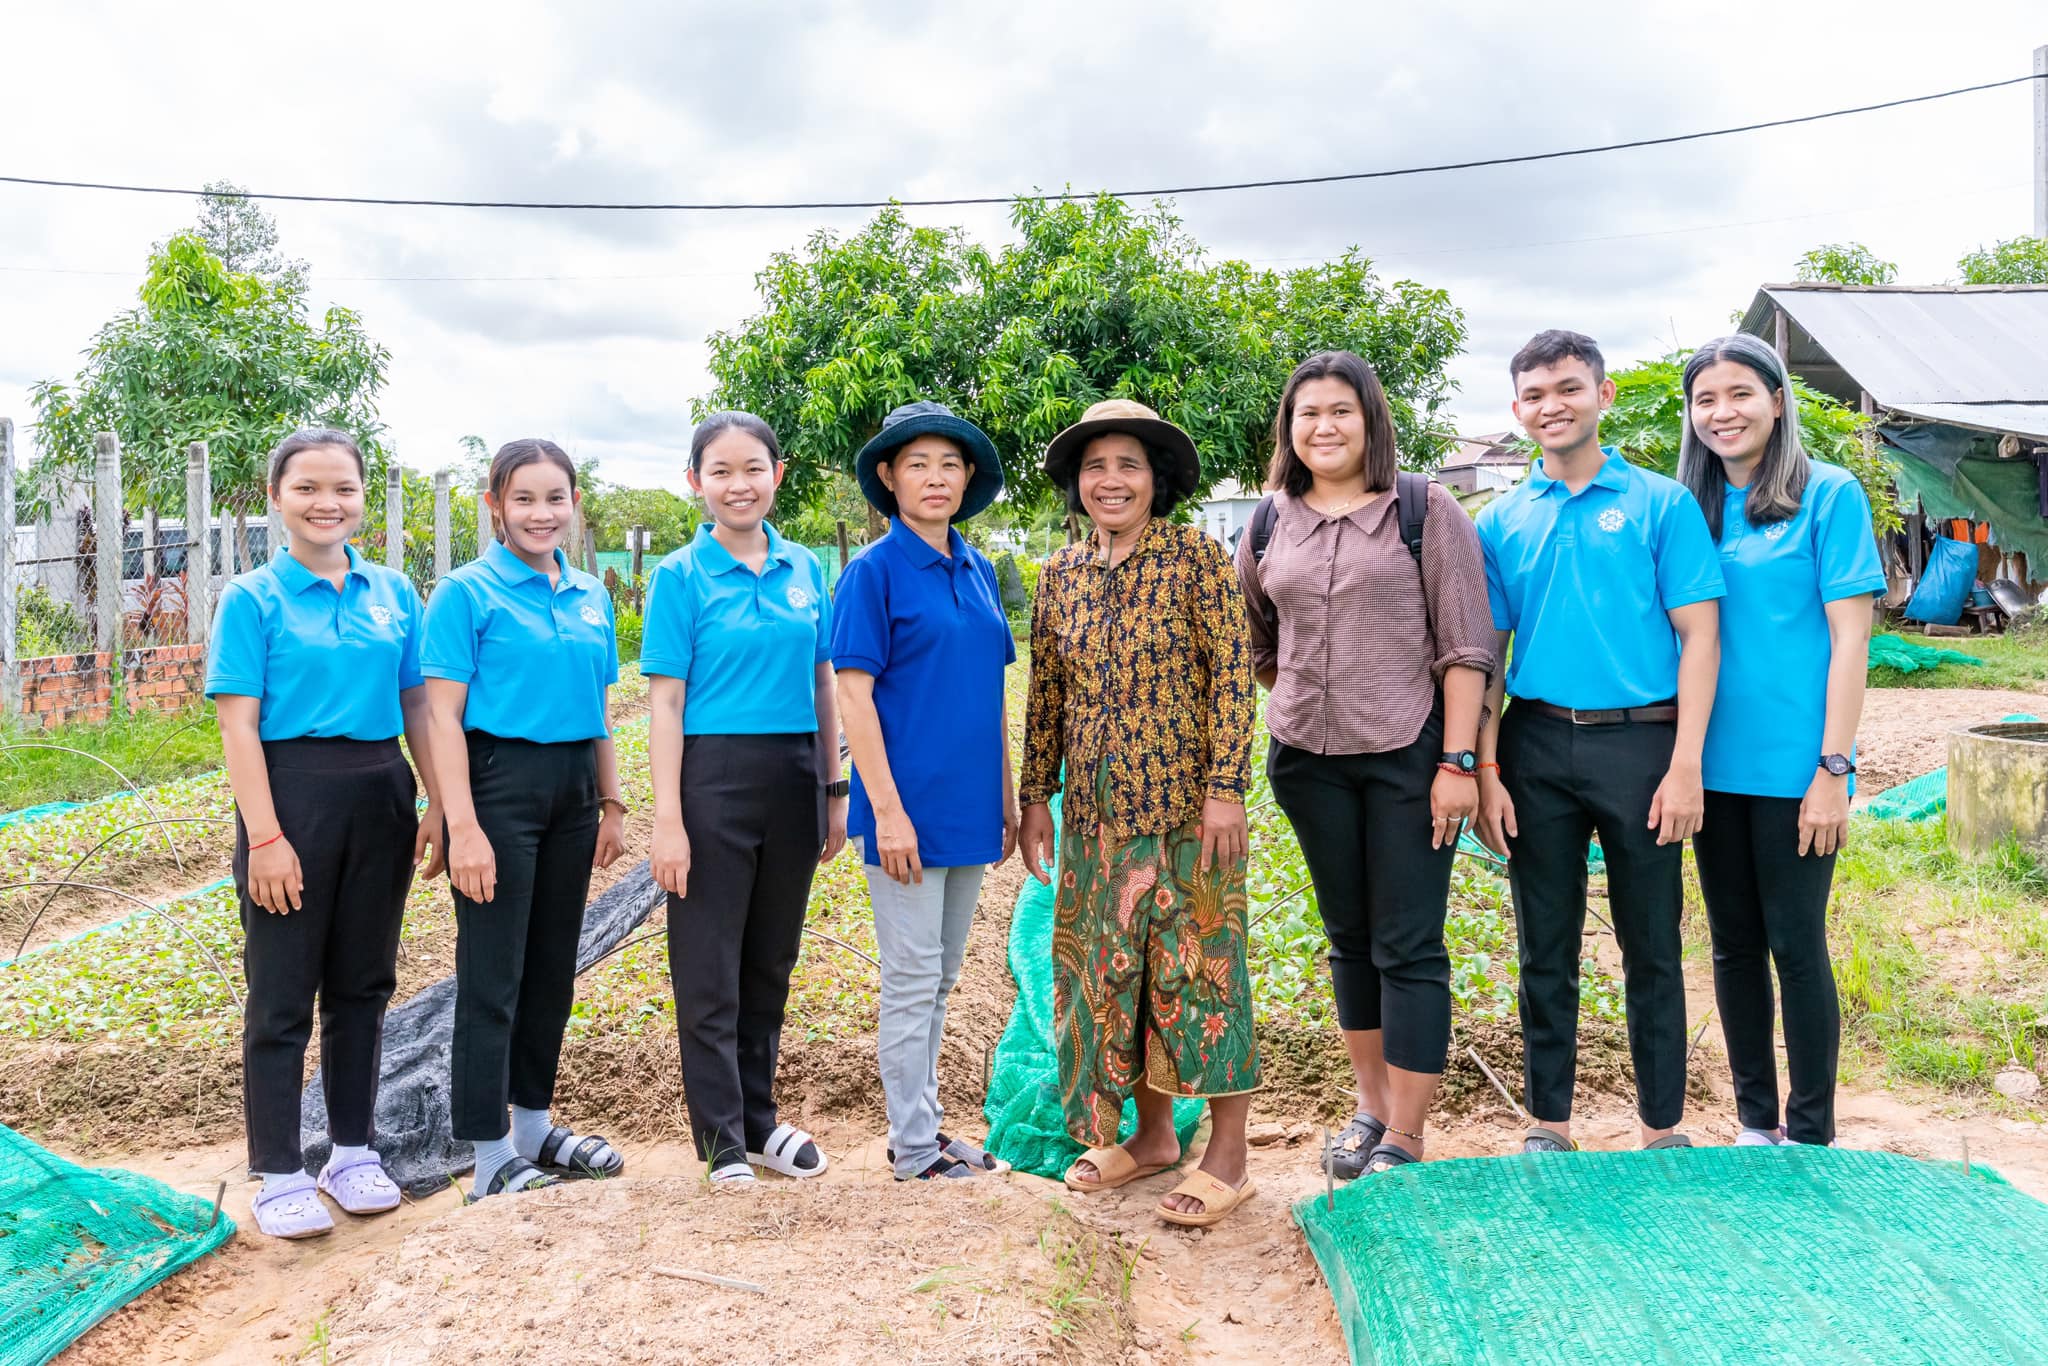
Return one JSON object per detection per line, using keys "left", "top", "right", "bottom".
{"left": 1, "top": 0, "right": 2042, "bottom": 488}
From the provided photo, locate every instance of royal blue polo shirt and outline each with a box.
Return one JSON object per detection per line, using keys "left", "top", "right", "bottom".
{"left": 1704, "top": 461, "right": 1887, "bottom": 798}
{"left": 205, "top": 544, "right": 424, "bottom": 741}
{"left": 640, "top": 522, "right": 832, "bottom": 735}
{"left": 832, "top": 519, "right": 1015, "bottom": 867}
{"left": 1478, "top": 447, "right": 1725, "bottom": 710}
{"left": 420, "top": 540, "right": 618, "bottom": 743}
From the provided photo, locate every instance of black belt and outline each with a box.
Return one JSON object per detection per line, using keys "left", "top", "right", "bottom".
{"left": 1517, "top": 698, "right": 1678, "bottom": 726}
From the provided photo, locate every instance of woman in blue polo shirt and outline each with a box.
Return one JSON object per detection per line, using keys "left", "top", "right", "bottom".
{"left": 834, "top": 401, "right": 1015, "bottom": 1183}
{"left": 207, "top": 427, "right": 440, "bottom": 1240}
{"left": 1677, "top": 334, "right": 1885, "bottom": 1149}
{"left": 422, "top": 438, "right": 629, "bottom": 1198}
{"left": 643, "top": 411, "right": 845, "bottom": 1184}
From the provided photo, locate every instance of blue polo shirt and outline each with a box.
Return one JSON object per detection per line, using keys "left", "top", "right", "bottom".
{"left": 640, "top": 523, "right": 832, "bottom": 735}
{"left": 832, "top": 520, "right": 1014, "bottom": 867}
{"left": 1478, "top": 447, "right": 1725, "bottom": 710}
{"left": 205, "top": 545, "right": 424, "bottom": 741}
{"left": 420, "top": 540, "right": 618, "bottom": 742}
{"left": 1704, "top": 461, "right": 1887, "bottom": 798}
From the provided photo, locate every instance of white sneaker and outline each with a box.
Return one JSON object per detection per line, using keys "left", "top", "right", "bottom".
{"left": 1735, "top": 1127, "right": 1789, "bottom": 1146}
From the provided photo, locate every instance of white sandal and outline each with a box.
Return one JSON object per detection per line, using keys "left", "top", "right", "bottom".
{"left": 709, "top": 1162, "right": 757, "bottom": 1185}
{"left": 746, "top": 1123, "right": 828, "bottom": 1178}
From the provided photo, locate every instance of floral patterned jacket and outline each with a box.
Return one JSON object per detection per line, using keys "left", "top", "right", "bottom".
{"left": 1021, "top": 518, "right": 1255, "bottom": 842}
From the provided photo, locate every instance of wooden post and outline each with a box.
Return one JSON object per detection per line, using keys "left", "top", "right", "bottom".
{"left": 385, "top": 465, "right": 404, "bottom": 574}
{"left": 93, "top": 433, "right": 122, "bottom": 654}
{"left": 1772, "top": 307, "right": 1790, "bottom": 368}
{"left": 835, "top": 519, "right": 850, "bottom": 578}
{"left": 0, "top": 418, "right": 17, "bottom": 719}
{"left": 265, "top": 497, "right": 283, "bottom": 564}
{"left": 144, "top": 507, "right": 160, "bottom": 580}
{"left": 476, "top": 476, "right": 492, "bottom": 556}
{"left": 185, "top": 442, "right": 212, "bottom": 647}
{"left": 433, "top": 471, "right": 452, "bottom": 583}
{"left": 630, "top": 524, "right": 646, "bottom": 612}
{"left": 580, "top": 509, "right": 599, "bottom": 575}
{"left": 1859, "top": 388, "right": 1889, "bottom": 581}
{"left": 1065, "top": 513, "right": 1080, "bottom": 545}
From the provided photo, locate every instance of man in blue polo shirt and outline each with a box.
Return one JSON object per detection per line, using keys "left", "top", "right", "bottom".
{"left": 834, "top": 401, "right": 1018, "bottom": 1182}
{"left": 1474, "top": 330, "right": 1724, "bottom": 1155}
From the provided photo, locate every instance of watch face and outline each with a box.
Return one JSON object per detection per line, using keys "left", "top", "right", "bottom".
{"left": 1444, "top": 751, "right": 1477, "bottom": 773}
{"left": 1822, "top": 755, "right": 1852, "bottom": 776}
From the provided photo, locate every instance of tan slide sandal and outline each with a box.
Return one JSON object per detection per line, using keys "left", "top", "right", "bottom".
{"left": 1156, "top": 1169, "right": 1256, "bottom": 1228}
{"left": 1063, "top": 1144, "right": 1172, "bottom": 1192}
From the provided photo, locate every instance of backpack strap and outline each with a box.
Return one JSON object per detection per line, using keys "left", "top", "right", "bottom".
{"left": 1250, "top": 494, "right": 1279, "bottom": 563}
{"left": 1394, "top": 470, "right": 1430, "bottom": 564}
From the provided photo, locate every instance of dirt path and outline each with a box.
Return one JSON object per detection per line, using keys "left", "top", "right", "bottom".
{"left": 1853, "top": 687, "right": 2047, "bottom": 794}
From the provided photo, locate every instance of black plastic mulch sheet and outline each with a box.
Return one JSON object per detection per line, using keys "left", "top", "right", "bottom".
{"left": 296, "top": 862, "right": 663, "bottom": 1196}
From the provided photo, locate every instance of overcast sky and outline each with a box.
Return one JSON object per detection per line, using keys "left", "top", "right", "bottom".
{"left": 3, "top": 1, "right": 2043, "bottom": 492}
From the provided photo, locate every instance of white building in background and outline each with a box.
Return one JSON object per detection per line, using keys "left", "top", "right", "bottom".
{"left": 1196, "top": 479, "right": 1265, "bottom": 551}
{"left": 1437, "top": 433, "right": 1531, "bottom": 497}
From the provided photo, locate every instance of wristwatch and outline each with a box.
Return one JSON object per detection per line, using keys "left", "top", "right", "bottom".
{"left": 1439, "top": 750, "right": 1478, "bottom": 775}
{"left": 825, "top": 778, "right": 850, "bottom": 798}
{"left": 1818, "top": 754, "right": 1856, "bottom": 777}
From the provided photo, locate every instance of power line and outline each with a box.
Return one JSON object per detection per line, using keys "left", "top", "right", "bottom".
{"left": 0, "top": 73, "right": 2040, "bottom": 214}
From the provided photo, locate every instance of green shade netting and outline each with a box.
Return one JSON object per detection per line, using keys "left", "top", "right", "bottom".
{"left": 1867, "top": 634, "right": 1986, "bottom": 677}
{"left": 1860, "top": 713, "right": 2036, "bottom": 824}
{"left": 984, "top": 793, "right": 1204, "bottom": 1178}
{"left": 0, "top": 1122, "right": 235, "bottom": 1366}
{"left": 1295, "top": 1147, "right": 2048, "bottom": 1366}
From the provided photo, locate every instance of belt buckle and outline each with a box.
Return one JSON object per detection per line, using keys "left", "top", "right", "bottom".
{"left": 1569, "top": 707, "right": 1625, "bottom": 726}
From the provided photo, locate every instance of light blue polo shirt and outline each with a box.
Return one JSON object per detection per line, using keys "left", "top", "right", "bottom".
{"left": 420, "top": 540, "right": 618, "bottom": 743}
{"left": 640, "top": 522, "right": 832, "bottom": 735}
{"left": 1478, "top": 447, "right": 1725, "bottom": 710}
{"left": 1704, "top": 461, "right": 1887, "bottom": 797}
{"left": 205, "top": 544, "right": 424, "bottom": 741}
{"left": 832, "top": 520, "right": 1015, "bottom": 867}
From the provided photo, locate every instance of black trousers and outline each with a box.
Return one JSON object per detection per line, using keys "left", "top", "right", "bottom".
{"left": 236, "top": 738, "right": 416, "bottom": 1174}
{"left": 668, "top": 733, "right": 824, "bottom": 1167}
{"left": 450, "top": 733, "right": 600, "bottom": 1142}
{"left": 1694, "top": 790, "right": 1841, "bottom": 1144}
{"left": 1266, "top": 717, "right": 1454, "bottom": 1074}
{"left": 1500, "top": 705, "right": 1687, "bottom": 1129}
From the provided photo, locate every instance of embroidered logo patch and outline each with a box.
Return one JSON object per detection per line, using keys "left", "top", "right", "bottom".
{"left": 1764, "top": 522, "right": 1789, "bottom": 541}
{"left": 579, "top": 603, "right": 604, "bottom": 625}
{"left": 1597, "top": 508, "right": 1626, "bottom": 533}
{"left": 367, "top": 604, "right": 393, "bottom": 627}
{"left": 787, "top": 585, "right": 815, "bottom": 610}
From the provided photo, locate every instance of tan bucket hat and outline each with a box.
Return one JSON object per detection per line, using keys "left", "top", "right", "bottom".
{"left": 1041, "top": 398, "right": 1201, "bottom": 503}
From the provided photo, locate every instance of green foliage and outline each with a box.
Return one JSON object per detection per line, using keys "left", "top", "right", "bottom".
{"left": 705, "top": 196, "right": 1466, "bottom": 510}
{"left": 1794, "top": 242, "right": 1898, "bottom": 286}
{"left": 582, "top": 482, "right": 699, "bottom": 555}
{"left": 779, "top": 471, "right": 871, "bottom": 547}
{"left": 191, "top": 181, "right": 300, "bottom": 282}
{"left": 613, "top": 606, "right": 644, "bottom": 664}
{"left": 27, "top": 227, "right": 390, "bottom": 519}
{"left": 1956, "top": 235, "right": 2048, "bottom": 285}
{"left": 1602, "top": 351, "right": 1901, "bottom": 536}
{"left": 0, "top": 704, "right": 221, "bottom": 808}
{"left": 12, "top": 584, "right": 90, "bottom": 659}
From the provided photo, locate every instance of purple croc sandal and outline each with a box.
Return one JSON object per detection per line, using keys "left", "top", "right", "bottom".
{"left": 252, "top": 1181, "right": 335, "bottom": 1240}
{"left": 318, "top": 1153, "right": 402, "bottom": 1215}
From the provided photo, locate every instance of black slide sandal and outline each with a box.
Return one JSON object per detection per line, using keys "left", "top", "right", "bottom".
{"left": 537, "top": 1125, "right": 624, "bottom": 1179}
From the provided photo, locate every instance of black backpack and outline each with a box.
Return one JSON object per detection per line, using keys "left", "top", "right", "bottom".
{"left": 1248, "top": 471, "right": 1430, "bottom": 638}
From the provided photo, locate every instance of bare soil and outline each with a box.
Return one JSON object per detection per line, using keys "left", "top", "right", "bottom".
{"left": 1852, "top": 687, "right": 2048, "bottom": 795}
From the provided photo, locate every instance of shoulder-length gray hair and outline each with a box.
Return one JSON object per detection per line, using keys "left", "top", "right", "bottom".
{"left": 1677, "top": 334, "right": 1810, "bottom": 541}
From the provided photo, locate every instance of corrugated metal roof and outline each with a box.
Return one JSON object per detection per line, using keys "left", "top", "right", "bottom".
{"left": 1739, "top": 284, "right": 2048, "bottom": 439}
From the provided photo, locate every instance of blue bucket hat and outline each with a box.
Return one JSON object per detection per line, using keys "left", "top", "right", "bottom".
{"left": 855, "top": 401, "right": 1004, "bottom": 523}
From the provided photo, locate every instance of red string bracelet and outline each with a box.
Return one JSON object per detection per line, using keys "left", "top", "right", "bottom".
{"left": 249, "top": 831, "right": 285, "bottom": 851}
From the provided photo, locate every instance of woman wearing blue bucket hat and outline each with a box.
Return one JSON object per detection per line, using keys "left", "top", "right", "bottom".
{"left": 834, "top": 401, "right": 1019, "bottom": 1181}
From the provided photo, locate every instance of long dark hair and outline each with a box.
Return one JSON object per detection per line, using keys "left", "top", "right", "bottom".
{"left": 268, "top": 427, "right": 365, "bottom": 490}
{"left": 689, "top": 411, "right": 783, "bottom": 470}
{"left": 488, "top": 438, "right": 578, "bottom": 502}
{"left": 1265, "top": 351, "right": 1398, "bottom": 496}
{"left": 1676, "top": 335, "right": 1809, "bottom": 541}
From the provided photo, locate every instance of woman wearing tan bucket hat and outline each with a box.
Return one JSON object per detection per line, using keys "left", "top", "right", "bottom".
{"left": 1018, "top": 398, "right": 1261, "bottom": 1229}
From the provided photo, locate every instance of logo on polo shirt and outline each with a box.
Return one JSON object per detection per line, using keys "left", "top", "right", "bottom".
{"left": 579, "top": 603, "right": 604, "bottom": 625}
{"left": 367, "top": 604, "right": 394, "bottom": 627}
{"left": 787, "top": 585, "right": 815, "bottom": 610}
{"left": 1597, "top": 508, "right": 1626, "bottom": 533}
{"left": 1764, "top": 522, "right": 1789, "bottom": 541}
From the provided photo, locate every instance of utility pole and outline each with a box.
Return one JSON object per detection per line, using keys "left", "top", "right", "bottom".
{"left": 2034, "top": 44, "right": 2046, "bottom": 238}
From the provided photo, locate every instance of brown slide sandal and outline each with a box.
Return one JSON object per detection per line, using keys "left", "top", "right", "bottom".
{"left": 1156, "top": 1170, "right": 1256, "bottom": 1228}
{"left": 1063, "top": 1144, "right": 1173, "bottom": 1192}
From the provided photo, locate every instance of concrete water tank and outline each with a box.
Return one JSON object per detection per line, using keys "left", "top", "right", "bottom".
{"left": 1946, "top": 723, "right": 2048, "bottom": 859}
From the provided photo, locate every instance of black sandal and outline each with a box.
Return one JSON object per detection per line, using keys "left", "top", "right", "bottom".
{"left": 537, "top": 1126, "right": 625, "bottom": 1180}
{"left": 480, "top": 1157, "right": 558, "bottom": 1198}
{"left": 1520, "top": 1127, "right": 1577, "bottom": 1155}
{"left": 1323, "top": 1115, "right": 1389, "bottom": 1181}
{"left": 1365, "top": 1142, "right": 1420, "bottom": 1174}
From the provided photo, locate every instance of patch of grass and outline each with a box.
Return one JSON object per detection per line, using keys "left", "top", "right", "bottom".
{"left": 1, "top": 704, "right": 223, "bottom": 808}
{"left": 1867, "top": 623, "right": 2048, "bottom": 693}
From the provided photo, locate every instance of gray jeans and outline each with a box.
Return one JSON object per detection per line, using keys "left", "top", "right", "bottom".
{"left": 865, "top": 859, "right": 986, "bottom": 1178}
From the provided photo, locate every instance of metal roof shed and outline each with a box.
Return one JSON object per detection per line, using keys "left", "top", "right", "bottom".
{"left": 1739, "top": 284, "right": 2048, "bottom": 573}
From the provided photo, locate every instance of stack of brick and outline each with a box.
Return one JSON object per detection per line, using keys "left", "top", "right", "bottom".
{"left": 10, "top": 644, "right": 209, "bottom": 728}
{"left": 121, "top": 643, "right": 208, "bottom": 716}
